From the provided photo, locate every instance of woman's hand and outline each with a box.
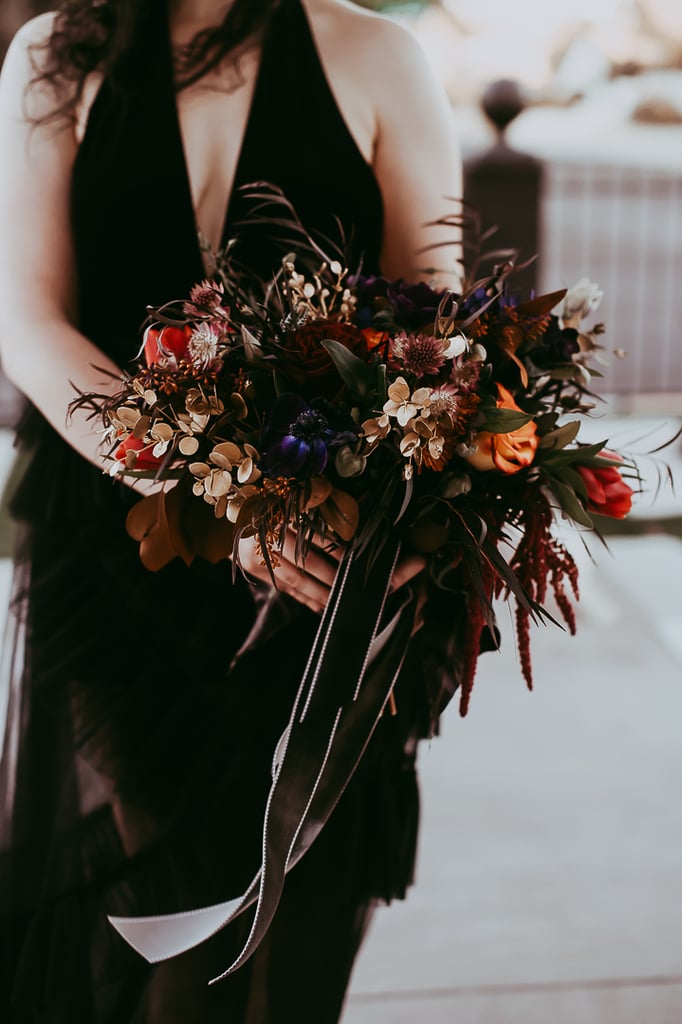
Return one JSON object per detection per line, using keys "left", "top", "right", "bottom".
{"left": 238, "top": 531, "right": 426, "bottom": 616}
{"left": 238, "top": 532, "right": 339, "bottom": 615}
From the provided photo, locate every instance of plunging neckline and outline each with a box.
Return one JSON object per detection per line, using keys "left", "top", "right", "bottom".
{"left": 161, "top": 4, "right": 277, "bottom": 272}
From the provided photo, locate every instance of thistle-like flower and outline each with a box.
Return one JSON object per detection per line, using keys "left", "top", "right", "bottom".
{"left": 390, "top": 331, "right": 466, "bottom": 379}
{"left": 184, "top": 279, "right": 226, "bottom": 314}
{"left": 188, "top": 323, "right": 221, "bottom": 368}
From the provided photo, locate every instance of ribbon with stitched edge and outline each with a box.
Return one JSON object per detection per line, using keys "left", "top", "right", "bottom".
{"left": 109, "top": 536, "right": 415, "bottom": 982}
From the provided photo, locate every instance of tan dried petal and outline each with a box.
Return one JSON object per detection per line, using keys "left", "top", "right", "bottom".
{"left": 214, "top": 494, "right": 228, "bottom": 519}
{"left": 210, "top": 441, "right": 242, "bottom": 468}
{"left": 189, "top": 461, "right": 210, "bottom": 477}
{"left": 116, "top": 407, "right": 142, "bottom": 429}
{"left": 205, "top": 468, "right": 232, "bottom": 498}
{"left": 237, "top": 458, "right": 261, "bottom": 484}
{"left": 400, "top": 432, "right": 420, "bottom": 457}
{"left": 387, "top": 378, "right": 410, "bottom": 403}
{"left": 228, "top": 393, "right": 248, "bottom": 419}
{"left": 151, "top": 422, "right": 174, "bottom": 442}
{"left": 428, "top": 435, "right": 445, "bottom": 458}
{"left": 132, "top": 415, "right": 151, "bottom": 440}
{"left": 190, "top": 412, "right": 210, "bottom": 433}
{"left": 192, "top": 480, "right": 205, "bottom": 496}
{"left": 179, "top": 435, "right": 200, "bottom": 456}
{"left": 226, "top": 497, "right": 243, "bottom": 523}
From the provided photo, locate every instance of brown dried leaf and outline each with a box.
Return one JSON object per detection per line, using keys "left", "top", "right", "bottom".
{"left": 319, "top": 488, "right": 359, "bottom": 541}
{"left": 125, "top": 492, "right": 179, "bottom": 571}
{"left": 164, "top": 484, "right": 196, "bottom": 567}
{"left": 303, "top": 476, "right": 333, "bottom": 511}
{"left": 184, "top": 499, "right": 235, "bottom": 564}
{"left": 514, "top": 289, "right": 566, "bottom": 317}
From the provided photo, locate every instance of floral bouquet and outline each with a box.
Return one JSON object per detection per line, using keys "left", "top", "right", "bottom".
{"left": 72, "top": 238, "right": 639, "bottom": 718}
{"left": 79, "top": 206, "right": 652, "bottom": 976}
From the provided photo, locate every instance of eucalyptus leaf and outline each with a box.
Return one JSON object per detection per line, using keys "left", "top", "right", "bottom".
{"left": 550, "top": 479, "right": 594, "bottom": 528}
{"left": 540, "top": 420, "right": 581, "bottom": 450}
{"left": 375, "top": 363, "right": 388, "bottom": 406}
{"left": 480, "top": 407, "right": 533, "bottom": 433}
{"left": 322, "top": 340, "right": 375, "bottom": 400}
{"left": 241, "top": 325, "right": 262, "bottom": 362}
{"left": 545, "top": 464, "right": 589, "bottom": 501}
{"left": 335, "top": 445, "right": 367, "bottom": 478}
{"left": 534, "top": 412, "right": 560, "bottom": 434}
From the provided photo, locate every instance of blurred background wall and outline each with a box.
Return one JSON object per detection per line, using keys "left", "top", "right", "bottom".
{"left": 2, "top": 0, "right": 681, "bottom": 410}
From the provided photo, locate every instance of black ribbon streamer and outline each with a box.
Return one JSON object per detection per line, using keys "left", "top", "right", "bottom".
{"left": 110, "top": 535, "right": 416, "bottom": 982}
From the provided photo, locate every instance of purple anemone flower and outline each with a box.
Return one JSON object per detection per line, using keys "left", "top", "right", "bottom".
{"left": 259, "top": 395, "right": 359, "bottom": 479}
{"left": 351, "top": 276, "right": 448, "bottom": 330}
{"left": 386, "top": 279, "right": 448, "bottom": 328}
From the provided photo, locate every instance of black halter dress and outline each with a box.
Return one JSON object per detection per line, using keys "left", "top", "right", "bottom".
{"left": 0, "top": 2, "right": 428, "bottom": 1020}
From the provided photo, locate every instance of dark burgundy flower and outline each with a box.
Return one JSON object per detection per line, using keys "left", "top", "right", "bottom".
{"left": 259, "top": 395, "right": 358, "bottom": 479}
{"left": 283, "top": 320, "right": 368, "bottom": 398}
{"left": 531, "top": 318, "right": 580, "bottom": 367}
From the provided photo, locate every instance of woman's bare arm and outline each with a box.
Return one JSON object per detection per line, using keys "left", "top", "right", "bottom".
{"left": 0, "top": 15, "right": 126, "bottom": 471}
{"left": 369, "top": 18, "right": 463, "bottom": 285}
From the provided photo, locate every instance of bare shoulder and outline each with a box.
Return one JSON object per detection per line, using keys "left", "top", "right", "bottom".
{"left": 309, "top": 0, "right": 440, "bottom": 109}
{"left": 4, "top": 10, "right": 58, "bottom": 66}
{"left": 312, "top": 0, "right": 426, "bottom": 65}
{"left": 0, "top": 11, "right": 75, "bottom": 126}
{"left": 1, "top": 12, "right": 58, "bottom": 93}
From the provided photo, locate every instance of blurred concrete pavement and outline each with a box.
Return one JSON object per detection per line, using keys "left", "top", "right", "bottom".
{"left": 344, "top": 423, "right": 682, "bottom": 1023}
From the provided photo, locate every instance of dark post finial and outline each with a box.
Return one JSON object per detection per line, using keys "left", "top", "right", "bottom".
{"left": 481, "top": 79, "right": 526, "bottom": 139}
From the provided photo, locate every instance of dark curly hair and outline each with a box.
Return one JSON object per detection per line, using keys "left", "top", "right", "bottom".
{"left": 31, "top": 0, "right": 279, "bottom": 120}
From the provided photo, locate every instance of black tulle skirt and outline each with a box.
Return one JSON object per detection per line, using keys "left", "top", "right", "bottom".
{"left": 0, "top": 413, "right": 423, "bottom": 1023}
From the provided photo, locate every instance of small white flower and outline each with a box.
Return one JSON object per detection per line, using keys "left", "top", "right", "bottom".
{"left": 442, "top": 333, "right": 468, "bottom": 360}
{"left": 559, "top": 278, "right": 603, "bottom": 328}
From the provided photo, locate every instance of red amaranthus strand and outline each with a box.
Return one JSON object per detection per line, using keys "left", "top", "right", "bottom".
{"left": 507, "top": 494, "right": 581, "bottom": 691}
{"left": 459, "top": 559, "right": 496, "bottom": 717}
{"left": 547, "top": 537, "right": 580, "bottom": 635}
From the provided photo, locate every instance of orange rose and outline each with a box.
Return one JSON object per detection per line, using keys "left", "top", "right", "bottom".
{"left": 143, "top": 325, "right": 193, "bottom": 367}
{"left": 576, "top": 452, "right": 633, "bottom": 519}
{"left": 466, "top": 384, "right": 539, "bottom": 474}
{"left": 361, "top": 328, "right": 390, "bottom": 356}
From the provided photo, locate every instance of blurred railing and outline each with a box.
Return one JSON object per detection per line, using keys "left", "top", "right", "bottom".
{"left": 540, "top": 161, "right": 682, "bottom": 401}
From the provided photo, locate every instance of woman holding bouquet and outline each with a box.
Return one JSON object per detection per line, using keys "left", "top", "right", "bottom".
{"left": 0, "top": 0, "right": 460, "bottom": 1019}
